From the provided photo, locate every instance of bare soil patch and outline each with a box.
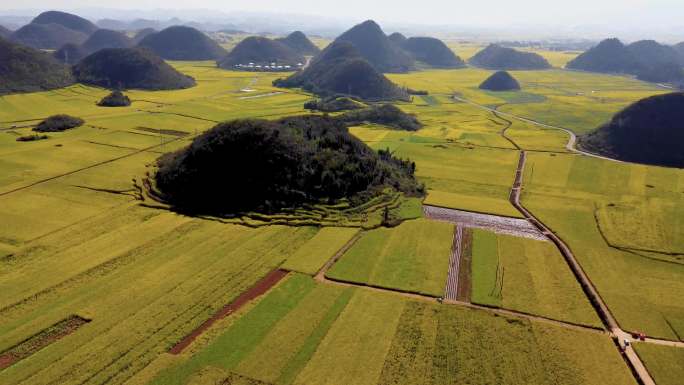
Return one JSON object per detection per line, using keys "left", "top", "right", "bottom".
{"left": 0, "top": 315, "right": 90, "bottom": 370}
{"left": 169, "top": 269, "right": 289, "bottom": 355}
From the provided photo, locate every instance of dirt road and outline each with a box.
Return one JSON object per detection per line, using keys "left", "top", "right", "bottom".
{"left": 452, "top": 95, "right": 621, "bottom": 162}
{"left": 510, "top": 150, "right": 657, "bottom": 385}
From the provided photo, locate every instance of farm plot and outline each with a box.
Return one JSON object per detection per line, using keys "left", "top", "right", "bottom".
{"left": 633, "top": 344, "right": 684, "bottom": 385}
{"left": 0, "top": 203, "right": 318, "bottom": 385}
{"left": 147, "top": 277, "right": 635, "bottom": 385}
{"left": 326, "top": 219, "right": 454, "bottom": 297}
{"left": 282, "top": 227, "right": 360, "bottom": 275}
{"left": 470, "top": 229, "right": 600, "bottom": 326}
{"left": 522, "top": 152, "right": 684, "bottom": 340}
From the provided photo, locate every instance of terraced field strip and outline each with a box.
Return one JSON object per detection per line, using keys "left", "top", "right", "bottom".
{"left": 168, "top": 269, "right": 289, "bottom": 355}
{"left": 509, "top": 150, "right": 659, "bottom": 385}
{"left": 423, "top": 205, "right": 547, "bottom": 241}
{"left": 444, "top": 225, "right": 463, "bottom": 301}
{"left": 0, "top": 315, "right": 90, "bottom": 370}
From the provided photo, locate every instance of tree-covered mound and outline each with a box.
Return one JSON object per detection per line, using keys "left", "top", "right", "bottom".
{"left": 304, "top": 96, "right": 366, "bottom": 112}
{"left": 10, "top": 23, "right": 88, "bottom": 50}
{"left": 82, "top": 29, "right": 133, "bottom": 53}
{"left": 73, "top": 48, "right": 195, "bottom": 90}
{"left": 334, "top": 20, "right": 414, "bottom": 73}
{"left": 0, "top": 37, "right": 75, "bottom": 94}
{"left": 152, "top": 115, "right": 423, "bottom": 216}
{"left": 400, "top": 37, "right": 465, "bottom": 68}
{"left": 53, "top": 43, "right": 87, "bottom": 65}
{"left": 567, "top": 38, "right": 642, "bottom": 74}
{"left": 31, "top": 11, "right": 98, "bottom": 35}
{"left": 273, "top": 41, "right": 409, "bottom": 101}
{"left": 34, "top": 114, "right": 84, "bottom": 132}
{"left": 137, "top": 26, "right": 227, "bottom": 60}
{"left": 479, "top": 71, "right": 521, "bottom": 91}
{"left": 337, "top": 104, "right": 422, "bottom": 131}
{"left": 97, "top": 90, "right": 131, "bottom": 107}
{"left": 578, "top": 93, "right": 684, "bottom": 168}
{"left": 275, "top": 31, "right": 320, "bottom": 56}
{"left": 133, "top": 28, "right": 156, "bottom": 44}
{"left": 470, "top": 44, "right": 551, "bottom": 70}
{"left": 218, "top": 36, "right": 304, "bottom": 69}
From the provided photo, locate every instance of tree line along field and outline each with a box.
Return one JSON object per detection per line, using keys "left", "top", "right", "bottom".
{"left": 144, "top": 274, "right": 635, "bottom": 385}
{"left": 0, "top": 57, "right": 681, "bottom": 384}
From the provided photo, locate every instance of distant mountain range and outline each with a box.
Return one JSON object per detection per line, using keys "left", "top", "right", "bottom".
{"left": 567, "top": 38, "right": 684, "bottom": 84}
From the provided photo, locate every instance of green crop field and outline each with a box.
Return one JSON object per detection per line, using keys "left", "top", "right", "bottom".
{"left": 633, "top": 344, "right": 684, "bottom": 385}
{"left": 282, "top": 227, "right": 360, "bottom": 275}
{"left": 522, "top": 152, "right": 684, "bottom": 339}
{"left": 470, "top": 229, "right": 600, "bottom": 326}
{"left": 1, "top": 51, "right": 680, "bottom": 385}
{"left": 146, "top": 274, "right": 635, "bottom": 385}
{"left": 326, "top": 219, "right": 454, "bottom": 297}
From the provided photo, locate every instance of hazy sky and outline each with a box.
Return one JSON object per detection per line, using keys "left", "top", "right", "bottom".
{"left": 2, "top": 0, "right": 683, "bottom": 27}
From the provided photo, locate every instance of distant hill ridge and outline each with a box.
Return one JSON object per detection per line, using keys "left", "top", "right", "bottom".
{"left": 10, "top": 23, "right": 88, "bottom": 50}
{"left": 334, "top": 20, "right": 414, "bottom": 73}
{"left": 218, "top": 36, "right": 304, "bottom": 70}
{"left": 275, "top": 31, "right": 320, "bottom": 56}
{"left": 567, "top": 38, "right": 684, "bottom": 84}
{"left": 273, "top": 41, "right": 409, "bottom": 101}
{"left": 469, "top": 44, "right": 551, "bottom": 70}
{"left": 31, "top": 11, "right": 98, "bottom": 34}
{"left": 579, "top": 92, "right": 684, "bottom": 168}
{"left": 54, "top": 29, "right": 134, "bottom": 65}
{"left": 138, "top": 26, "right": 227, "bottom": 60}
{"left": 399, "top": 36, "right": 465, "bottom": 68}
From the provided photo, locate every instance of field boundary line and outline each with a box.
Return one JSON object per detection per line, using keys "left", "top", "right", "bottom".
{"left": 168, "top": 269, "right": 289, "bottom": 355}
{"left": 509, "top": 150, "right": 660, "bottom": 385}
{"left": 0, "top": 137, "right": 184, "bottom": 197}
{"left": 320, "top": 274, "right": 607, "bottom": 335}
{"left": 313, "top": 231, "right": 364, "bottom": 281}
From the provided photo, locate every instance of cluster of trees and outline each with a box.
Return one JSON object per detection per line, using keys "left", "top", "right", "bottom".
{"left": 34, "top": 114, "right": 84, "bottom": 132}
{"left": 154, "top": 115, "right": 424, "bottom": 214}
{"left": 336, "top": 104, "right": 423, "bottom": 131}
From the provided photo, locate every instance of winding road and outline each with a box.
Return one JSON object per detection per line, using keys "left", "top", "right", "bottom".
{"left": 452, "top": 95, "right": 621, "bottom": 162}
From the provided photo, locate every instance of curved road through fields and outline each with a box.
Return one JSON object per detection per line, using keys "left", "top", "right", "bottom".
{"left": 452, "top": 95, "right": 621, "bottom": 162}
